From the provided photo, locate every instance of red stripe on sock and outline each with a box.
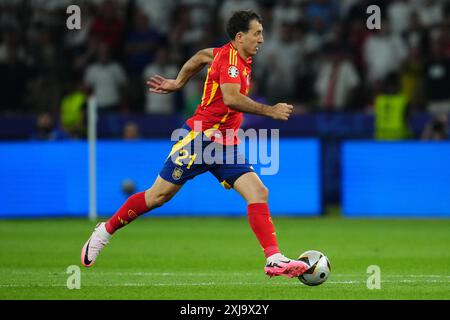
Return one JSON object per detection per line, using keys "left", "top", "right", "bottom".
{"left": 247, "top": 203, "right": 280, "bottom": 258}
{"left": 105, "top": 192, "right": 149, "bottom": 234}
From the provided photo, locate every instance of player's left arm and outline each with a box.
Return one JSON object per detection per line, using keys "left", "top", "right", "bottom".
{"left": 147, "top": 48, "right": 215, "bottom": 94}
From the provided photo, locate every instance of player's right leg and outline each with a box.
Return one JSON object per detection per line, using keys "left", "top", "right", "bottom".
{"left": 81, "top": 176, "right": 182, "bottom": 267}
{"left": 232, "top": 172, "right": 308, "bottom": 278}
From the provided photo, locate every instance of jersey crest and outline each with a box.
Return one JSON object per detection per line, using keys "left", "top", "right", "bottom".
{"left": 228, "top": 66, "right": 239, "bottom": 78}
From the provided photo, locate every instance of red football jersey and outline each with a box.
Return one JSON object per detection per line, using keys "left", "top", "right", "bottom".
{"left": 186, "top": 42, "right": 252, "bottom": 145}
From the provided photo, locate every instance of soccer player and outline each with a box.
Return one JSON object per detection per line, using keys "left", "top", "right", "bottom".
{"left": 81, "top": 10, "right": 308, "bottom": 278}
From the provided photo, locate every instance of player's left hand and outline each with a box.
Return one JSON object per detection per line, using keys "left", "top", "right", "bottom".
{"left": 147, "top": 75, "right": 180, "bottom": 94}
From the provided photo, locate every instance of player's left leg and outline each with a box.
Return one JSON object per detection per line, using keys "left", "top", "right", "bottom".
{"left": 81, "top": 123, "right": 208, "bottom": 268}
{"left": 232, "top": 172, "right": 308, "bottom": 278}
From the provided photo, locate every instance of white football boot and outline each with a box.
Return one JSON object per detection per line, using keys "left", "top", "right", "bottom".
{"left": 81, "top": 222, "right": 111, "bottom": 267}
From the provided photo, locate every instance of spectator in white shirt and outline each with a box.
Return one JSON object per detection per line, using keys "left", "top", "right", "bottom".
{"left": 363, "top": 21, "right": 407, "bottom": 85}
{"left": 84, "top": 43, "right": 127, "bottom": 112}
{"left": 388, "top": 0, "right": 414, "bottom": 35}
{"left": 315, "top": 45, "right": 360, "bottom": 110}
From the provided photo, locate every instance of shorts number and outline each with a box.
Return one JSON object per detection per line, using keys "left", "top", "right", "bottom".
{"left": 175, "top": 149, "right": 197, "bottom": 169}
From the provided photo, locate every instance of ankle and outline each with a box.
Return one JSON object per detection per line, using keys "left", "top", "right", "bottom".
{"left": 98, "top": 222, "right": 113, "bottom": 240}
{"left": 266, "top": 253, "right": 285, "bottom": 262}
{"left": 264, "top": 246, "right": 281, "bottom": 259}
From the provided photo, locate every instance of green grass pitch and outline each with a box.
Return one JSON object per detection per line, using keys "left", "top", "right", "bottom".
{"left": 0, "top": 217, "right": 449, "bottom": 300}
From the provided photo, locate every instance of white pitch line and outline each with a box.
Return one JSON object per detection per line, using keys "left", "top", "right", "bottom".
{"left": 0, "top": 279, "right": 449, "bottom": 288}
{"left": 8, "top": 271, "right": 450, "bottom": 278}
{"left": 331, "top": 274, "right": 450, "bottom": 278}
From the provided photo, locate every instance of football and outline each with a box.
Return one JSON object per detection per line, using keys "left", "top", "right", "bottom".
{"left": 297, "top": 250, "right": 331, "bottom": 286}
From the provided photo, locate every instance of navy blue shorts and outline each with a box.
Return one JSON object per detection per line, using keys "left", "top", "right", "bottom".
{"left": 159, "top": 124, "right": 254, "bottom": 189}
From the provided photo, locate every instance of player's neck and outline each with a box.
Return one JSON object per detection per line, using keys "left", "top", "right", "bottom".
{"left": 230, "top": 41, "right": 249, "bottom": 61}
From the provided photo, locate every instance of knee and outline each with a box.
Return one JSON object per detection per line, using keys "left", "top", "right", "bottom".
{"left": 260, "top": 186, "right": 269, "bottom": 202}
{"left": 253, "top": 185, "right": 269, "bottom": 203}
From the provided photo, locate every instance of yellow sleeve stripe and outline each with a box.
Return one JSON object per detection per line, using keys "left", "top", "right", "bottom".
{"left": 229, "top": 49, "right": 238, "bottom": 66}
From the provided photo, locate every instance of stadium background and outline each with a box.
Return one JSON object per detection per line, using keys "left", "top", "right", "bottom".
{"left": 0, "top": 0, "right": 449, "bottom": 301}
{"left": 1, "top": 0, "right": 449, "bottom": 217}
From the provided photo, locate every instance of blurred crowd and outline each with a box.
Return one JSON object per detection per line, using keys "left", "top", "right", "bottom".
{"left": 0, "top": 0, "right": 449, "bottom": 140}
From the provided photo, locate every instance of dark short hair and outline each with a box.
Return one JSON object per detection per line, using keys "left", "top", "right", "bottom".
{"left": 226, "top": 10, "right": 262, "bottom": 40}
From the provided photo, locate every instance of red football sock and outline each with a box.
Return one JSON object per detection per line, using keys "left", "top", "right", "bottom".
{"left": 247, "top": 203, "right": 280, "bottom": 258}
{"left": 105, "top": 192, "right": 149, "bottom": 234}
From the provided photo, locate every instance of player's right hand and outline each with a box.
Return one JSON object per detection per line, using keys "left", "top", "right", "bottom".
{"left": 270, "top": 103, "right": 294, "bottom": 121}
{"left": 147, "top": 75, "right": 181, "bottom": 94}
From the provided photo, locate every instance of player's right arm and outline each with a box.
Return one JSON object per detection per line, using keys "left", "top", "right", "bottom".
{"left": 221, "top": 83, "right": 293, "bottom": 120}
{"left": 147, "top": 48, "right": 215, "bottom": 94}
